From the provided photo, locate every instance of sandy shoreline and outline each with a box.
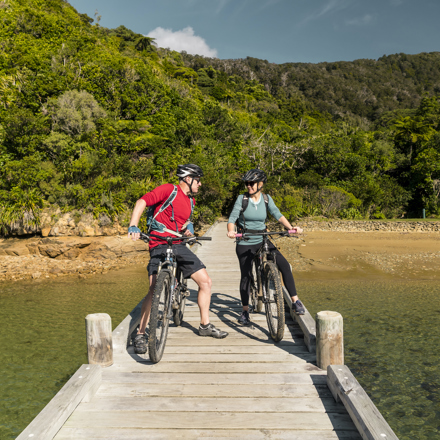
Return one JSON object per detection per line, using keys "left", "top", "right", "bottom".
{"left": 278, "top": 230, "right": 440, "bottom": 281}
{"left": 1, "top": 227, "right": 440, "bottom": 282}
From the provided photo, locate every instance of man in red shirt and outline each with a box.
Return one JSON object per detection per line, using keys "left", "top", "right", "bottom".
{"left": 128, "top": 164, "right": 228, "bottom": 354}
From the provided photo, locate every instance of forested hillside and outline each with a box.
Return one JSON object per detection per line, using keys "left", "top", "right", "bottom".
{"left": 1, "top": 0, "right": 440, "bottom": 236}
{"left": 182, "top": 52, "right": 440, "bottom": 124}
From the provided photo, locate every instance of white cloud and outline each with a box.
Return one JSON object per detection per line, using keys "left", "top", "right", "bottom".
{"left": 345, "top": 14, "right": 374, "bottom": 26}
{"left": 147, "top": 27, "right": 218, "bottom": 57}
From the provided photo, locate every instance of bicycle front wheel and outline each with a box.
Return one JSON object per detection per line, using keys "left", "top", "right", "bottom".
{"left": 250, "top": 259, "right": 263, "bottom": 313}
{"left": 263, "top": 262, "right": 285, "bottom": 342}
{"left": 148, "top": 269, "right": 172, "bottom": 363}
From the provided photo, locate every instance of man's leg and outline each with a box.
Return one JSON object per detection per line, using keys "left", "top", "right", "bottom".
{"left": 133, "top": 274, "right": 156, "bottom": 354}
{"left": 138, "top": 274, "right": 156, "bottom": 334}
{"left": 190, "top": 268, "right": 212, "bottom": 325}
{"left": 191, "top": 268, "right": 228, "bottom": 338}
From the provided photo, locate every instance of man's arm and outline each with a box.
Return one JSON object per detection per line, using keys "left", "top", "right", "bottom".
{"left": 128, "top": 198, "right": 147, "bottom": 241}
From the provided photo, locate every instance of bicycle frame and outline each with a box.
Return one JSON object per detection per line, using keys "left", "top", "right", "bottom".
{"left": 237, "top": 230, "right": 296, "bottom": 304}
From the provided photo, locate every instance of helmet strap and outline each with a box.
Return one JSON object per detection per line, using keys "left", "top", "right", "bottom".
{"left": 248, "top": 182, "right": 263, "bottom": 196}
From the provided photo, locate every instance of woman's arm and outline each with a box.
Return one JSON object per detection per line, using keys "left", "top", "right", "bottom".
{"left": 277, "top": 215, "right": 303, "bottom": 233}
{"left": 226, "top": 196, "right": 243, "bottom": 238}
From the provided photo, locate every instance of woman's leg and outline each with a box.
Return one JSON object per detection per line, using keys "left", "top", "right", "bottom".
{"left": 269, "top": 244, "right": 305, "bottom": 314}
{"left": 235, "top": 243, "right": 260, "bottom": 311}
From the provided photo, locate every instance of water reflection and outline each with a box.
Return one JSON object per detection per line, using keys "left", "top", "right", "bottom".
{"left": 0, "top": 266, "right": 147, "bottom": 439}
{"left": 298, "top": 276, "right": 440, "bottom": 440}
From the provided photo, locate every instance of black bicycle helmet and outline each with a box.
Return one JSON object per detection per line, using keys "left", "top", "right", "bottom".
{"left": 242, "top": 168, "right": 267, "bottom": 183}
{"left": 176, "top": 163, "right": 204, "bottom": 179}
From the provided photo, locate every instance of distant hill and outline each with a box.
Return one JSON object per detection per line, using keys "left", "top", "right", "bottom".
{"left": 182, "top": 52, "right": 440, "bottom": 122}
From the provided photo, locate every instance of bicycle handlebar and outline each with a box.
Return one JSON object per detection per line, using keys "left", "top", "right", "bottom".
{"left": 235, "top": 230, "right": 298, "bottom": 238}
{"left": 140, "top": 232, "right": 212, "bottom": 241}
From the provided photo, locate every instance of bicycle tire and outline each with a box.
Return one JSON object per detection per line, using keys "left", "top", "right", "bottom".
{"left": 148, "top": 269, "right": 172, "bottom": 363}
{"left": 263, "top": 261, "right": 285, "bottom": 342}
{"left": 173, "top": 276, "right": 187, "bottom": 327}
{"left": 250, "top": 259, "right": 263, "bottom": 313}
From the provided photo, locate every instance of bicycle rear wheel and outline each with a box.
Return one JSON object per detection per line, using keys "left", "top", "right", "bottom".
{"left": 148, "top": 269, "right": 172, "bottom": 363}
{"left": 173, "top": 272, "right": 187, "bottom": 327}
{"left": 250, "top": 259, "right": 263, "bottom": 313}
{"left": 263, "top": 262, "right": 285, "bottom": 342}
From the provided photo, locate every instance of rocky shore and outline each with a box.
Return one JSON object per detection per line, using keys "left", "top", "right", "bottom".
{"left": 295, "top": 220, "right": 440, "bottom": 233}
{"left": 0, "top": 236, "right": 149, "bottom": 282}
{"left": 1, "top": 218, "right": 439, "bottom": 283}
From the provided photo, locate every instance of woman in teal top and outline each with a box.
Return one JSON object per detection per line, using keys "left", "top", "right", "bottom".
{"left": 227, "top": 169, "right": 306, "bottom": 325}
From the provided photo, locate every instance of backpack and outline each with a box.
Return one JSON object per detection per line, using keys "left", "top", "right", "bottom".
{"left": 237, "top": 192, "right": 269, "bottom": 233}
{"left": 147, "top": 185, "right": 195, "bottom": 236}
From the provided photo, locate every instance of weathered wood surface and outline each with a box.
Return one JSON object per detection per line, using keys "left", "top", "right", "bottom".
{"left": 316, "top": 311, "right": 344, "bottom": 370}
{"left": 327, "top": 365, "right": 398, "bottom": 440}
{"left": 52, "top": 221, "right": 362, "bottom": 439}
{"left": 85, "top": 313, "right": 113, "bottom": 367}
{"left": 17, "top": 364, "right": 101, "bottom": 440}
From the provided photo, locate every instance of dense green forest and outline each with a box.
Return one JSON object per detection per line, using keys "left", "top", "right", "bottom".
{"left": 1, "top": 0, "right": 440, "bottom": 235}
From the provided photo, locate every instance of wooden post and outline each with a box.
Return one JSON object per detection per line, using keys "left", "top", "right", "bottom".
{"left": 316, "top": 311, "right": 343, "bottom": 370}
{"left": 85, "top": 313, "right": 113, "bottom": 367}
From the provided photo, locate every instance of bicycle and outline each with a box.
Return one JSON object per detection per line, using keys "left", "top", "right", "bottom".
{"left": 140, "top": 232, "right": 212, "bottom": 363}
{"left": 235, "top": 230, "right": 298, "bottom": 342}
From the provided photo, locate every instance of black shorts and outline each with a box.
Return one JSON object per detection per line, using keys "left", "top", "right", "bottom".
{"left": 147, "top": 244, "right": 206, "bottom": 279}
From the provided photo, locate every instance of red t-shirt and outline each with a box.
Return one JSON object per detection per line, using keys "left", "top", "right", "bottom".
{"left": 141, "top": 183, "right": 194, "bottom": 249}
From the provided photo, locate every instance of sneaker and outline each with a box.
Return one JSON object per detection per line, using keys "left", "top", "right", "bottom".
{"left": 292, "top": 299, "right": 306, "bottom": 315}
{"left": 198, "top": 323, "right": 228, "bottom": 339}
{"left": 133, "top": 334, "right": 148, "bottom": 354}
{"left": 238, "top": 310, "right": 251, "bottom": 325}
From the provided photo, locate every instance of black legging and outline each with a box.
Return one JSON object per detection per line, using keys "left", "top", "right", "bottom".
{"left": 235, "top": 242, "right": 298, "bottom": 307}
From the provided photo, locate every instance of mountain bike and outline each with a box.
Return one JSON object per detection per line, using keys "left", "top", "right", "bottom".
{"left": 236, "top": 230, "right": 297, "bottom": 342}
{"left": 140, "top": 232, "right": 212, "bottom": 363}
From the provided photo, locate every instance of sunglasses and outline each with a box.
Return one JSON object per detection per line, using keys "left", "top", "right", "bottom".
{"left": 192, "top": 177, "right": 201, "bottom": 183}
{"left": 245, "top": 181, "right": 257, "bottom": 186}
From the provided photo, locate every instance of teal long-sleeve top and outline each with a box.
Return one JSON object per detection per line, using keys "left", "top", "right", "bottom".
{"left": 228, "top": 193, "right": 283, "bottom": 246}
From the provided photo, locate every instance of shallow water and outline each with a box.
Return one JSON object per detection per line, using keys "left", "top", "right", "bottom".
{"left": 1, "top": 267, "right": 439, "bottom": 439}
{"left": 297, "top": 275, "right": 440, "bottom": 440}
{"left": 0, "top": 267, "right": 148, "bottom": 439}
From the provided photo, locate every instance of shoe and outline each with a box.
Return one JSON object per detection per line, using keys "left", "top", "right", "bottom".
{"left": 133, "top": 334, "right": 148, "bottom": 354}
{"left": 238, "top": 310, "right": 251, "bottom": 325}
{"left": 198, "top": 323, "right": 228, "bottom": 339}
{"left": 292, "top": 299, "right": 306, "bottom": 315}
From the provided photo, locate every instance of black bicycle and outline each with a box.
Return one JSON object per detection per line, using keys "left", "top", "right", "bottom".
{"left": 140, "top": 232, "right": 212, "bottom": 363}
{"left": 236, "top": 230, "right": 297, "bottom": 342}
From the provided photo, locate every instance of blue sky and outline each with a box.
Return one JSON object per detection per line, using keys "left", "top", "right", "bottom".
{"left": 68, "top": 0, "right": 440, "bottom": 64}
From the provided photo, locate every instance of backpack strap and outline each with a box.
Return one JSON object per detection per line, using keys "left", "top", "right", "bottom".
{"left": 148, "top": 185, "right": 179, "bottom": 234}
{"left": 238, "top": 192, "right": 269, "bottom": 233}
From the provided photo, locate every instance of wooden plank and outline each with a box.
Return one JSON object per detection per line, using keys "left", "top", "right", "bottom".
{"left": 283, "top": 287, "right": 316, "bottom": 352}
{"left": 55, "top": 427, "right": 362, "bottom": 439}
{"left": 101, "top": 372, "right": 328, "bottom": 385}
{"left": 107, "top": 362, "right": 320, "bottom": 374}
{"left": 146, "top": 344, "right": 309, "bottom": 354}
{"left": 327, "top": 365, "right": 398, "bottom": 440}
{"left": 113, "top": 353, "right": 314, "bottom": 363}
{"left": 77, "top": 396, "right": 347, "bottom": 413}
{"left": 96, "top": 383, "right": 334, "bottom": 398}
{"left": 17, "top": 364, "right": 101, "bottom": 440}
{"left": 62, "top": 410, "right": 357, "bottom": 431}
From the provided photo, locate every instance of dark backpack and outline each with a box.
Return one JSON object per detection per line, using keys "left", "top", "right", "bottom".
{"left": 237, "top": 192, "right": 269, "bottom": 233}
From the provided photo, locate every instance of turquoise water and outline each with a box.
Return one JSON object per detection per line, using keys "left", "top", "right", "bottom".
{"left": 298, "top": 277, "right": 440, "bottom": 440}
{"left": 0, "top": 267, "right": 147, "bottom": 439}
{"left": 1, "top": 267, "right": 439, "bottom": 439}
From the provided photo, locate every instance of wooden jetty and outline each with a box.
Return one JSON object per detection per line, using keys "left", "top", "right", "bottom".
{"left": 18, "top": 221, "right": 398, "bottom": 440}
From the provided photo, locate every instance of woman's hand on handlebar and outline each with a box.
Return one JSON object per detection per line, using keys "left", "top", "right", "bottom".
{"left": 288, "top": 226, "right": 303, "bottom": 234}
{"left": 227, "top": 230, "right": 237, "bottom": 239}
